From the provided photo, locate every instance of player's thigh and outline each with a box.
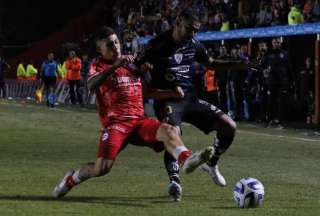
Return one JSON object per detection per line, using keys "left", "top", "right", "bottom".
{"left": 129, "top": 118, "right": 165, "bottom": 152}
{"left": 183, "top": 99, "right": 225, "bottom": 134}
{"left": 154, "top": 101, "right": 184, "bottom": 126}
{"left": 97, "top": 126, "right": 131, "bottom": 161}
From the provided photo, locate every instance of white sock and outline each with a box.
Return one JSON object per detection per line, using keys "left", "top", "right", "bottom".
{"left": 72, "top": 169, "right": 82, "bottom": 184}
{"left": 172, "top": 146, "right": 189, "bottom": 160}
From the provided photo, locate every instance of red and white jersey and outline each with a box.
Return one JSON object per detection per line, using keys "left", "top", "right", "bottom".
{"left": 89, "top": 57, "right": 144, "bottom": 127}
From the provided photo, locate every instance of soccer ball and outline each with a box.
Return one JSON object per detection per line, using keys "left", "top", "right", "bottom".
{"left": 233, "top": 177, "right": 265, "bottom": 208}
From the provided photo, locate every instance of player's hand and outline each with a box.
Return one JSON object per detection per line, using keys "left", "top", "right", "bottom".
{"left": 140, "top": 62, "right": 153, "bottom": 73}
{"left": 173, "top": 86, "right": 185, "bottom": 98}
{"left": 114, "top": 55, "right": 135, "bottom": 68}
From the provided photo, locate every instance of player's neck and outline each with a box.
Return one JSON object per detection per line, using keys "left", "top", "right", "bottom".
{"left": 172, "top": 28, "right": 183, "bottom": 44}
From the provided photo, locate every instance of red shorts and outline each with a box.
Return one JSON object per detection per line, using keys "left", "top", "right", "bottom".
{"left": 97, "top": 118, "right": 164, "bottom": 160}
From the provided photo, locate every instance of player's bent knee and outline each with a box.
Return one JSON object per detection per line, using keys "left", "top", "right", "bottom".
{"left": 218, "top": 114, "right": 237, "bottom": 136}
{"left": 157, "top": 123, "right": 180, "bottom": 142}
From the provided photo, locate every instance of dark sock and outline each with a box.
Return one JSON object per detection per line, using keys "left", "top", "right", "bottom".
{"left": 164, "top": 151, "right": 180, "bottom": 184}
{"left": 208, "top": 133, "right": 234, "bottom": 166}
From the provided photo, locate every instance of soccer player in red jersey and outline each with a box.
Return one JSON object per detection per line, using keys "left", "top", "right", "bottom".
{"left": 53, "top": 27, "right": 214, "bottom": 199}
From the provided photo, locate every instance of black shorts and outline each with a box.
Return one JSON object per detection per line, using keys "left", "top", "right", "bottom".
{"left": 42, "top": 76, "right": 56, "bottom": 88}
{"left": 154, "top": 92, "right": 224, "bottom": 134}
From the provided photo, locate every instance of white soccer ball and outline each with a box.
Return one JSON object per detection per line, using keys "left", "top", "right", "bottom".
{"left": 233, "top": 177, "right": 265, "bottom": 208}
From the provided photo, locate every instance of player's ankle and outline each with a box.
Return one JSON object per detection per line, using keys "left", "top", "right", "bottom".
{"left": 169, "top": 175, "right": 181, "bottom": 184}
{"left": 71, "top": 169, "right": 82, "bottom": 185}
{"left": 178, "top": 150, "right": 192, "bottom": 166}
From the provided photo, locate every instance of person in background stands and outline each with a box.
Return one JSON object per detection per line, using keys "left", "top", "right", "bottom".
{"left": 65, "top": 50, "right": 83, "bottom": 105}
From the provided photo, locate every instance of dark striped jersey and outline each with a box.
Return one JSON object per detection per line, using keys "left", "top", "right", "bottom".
{"left": 138, "top": 30, "right": 209, "bottom": 91}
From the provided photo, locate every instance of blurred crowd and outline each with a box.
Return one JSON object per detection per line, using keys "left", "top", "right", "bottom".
{"left": 109, "top": 0, "right": 320, "bottom": 56}
{"left": 196, "top": 38, "right": 314, "bottom": 127}
{"left": 0, "top": 0, "right": 317, "bottom": 125}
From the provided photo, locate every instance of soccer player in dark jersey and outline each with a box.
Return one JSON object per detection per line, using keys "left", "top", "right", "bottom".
{"left": 137, "top": 10, "right": 237, "bottom": 201}
{"left": 52, "top": 27, "right": 214, "bottom": 198}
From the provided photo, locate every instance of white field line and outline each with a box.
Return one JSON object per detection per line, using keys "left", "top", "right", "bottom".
{"left": 181, "top": 123, "right": 320, "bottom": 143}
{"left": 0, "top": 101, "right": 74, "bottom": 113}
{"left": 238, "top": 130, "right": 320, "bottom": 143}
{"left": 2, "top": 102, "right": 319, "bottom": 142}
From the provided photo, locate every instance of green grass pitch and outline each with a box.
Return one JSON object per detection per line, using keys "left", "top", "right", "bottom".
{"left": 0, "top": 100, "right": 319, "bottom": 216}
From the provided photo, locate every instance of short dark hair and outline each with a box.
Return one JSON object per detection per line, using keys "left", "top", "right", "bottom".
{"left": 95, "top": 26, "right": 116, "bottom": 41}
{"left": 178, "top": 9, "right": 200, "bottom": 23}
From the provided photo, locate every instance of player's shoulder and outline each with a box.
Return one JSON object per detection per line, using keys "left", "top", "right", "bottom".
{"left": 91, "top": 56, "right": 104, "bottom": 65}
{"left": 191, "top": 38, "right": 206, "bottom": 50}
{"left": 149, "top": 30, "right": 172, "bottom": 48}
{"left": 89, "top": 57, "right": 109, "bottom": 73}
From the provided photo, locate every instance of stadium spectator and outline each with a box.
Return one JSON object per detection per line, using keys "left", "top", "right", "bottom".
{"left": 65, "top": 50, "right": 83, "bottom": 105}
{"left": 271, "top": 7, "right": 283, "bottom": 26}
{"left": 215, "top": 45, "right": 230, "bottom": 113}
{"left": 80, "top": 54, "right": 90, "bottom": 103}
{"left": 298, "top": 57, "right": 315, "bottom": 123}
{"left": 220, "top": 12, "right": 231, "bottom": 31}
{"left": 288, "top": 4, "right": 305, "bottom": 25}
{"left": 52, "top": 26, "right": 214, "bottom": 199}
{"left": 231, "top": 44, "right": 249, "bottom": 121}
{"left": 255, "top": 3, "right": 273, "bottom": 27}
{"left": 0, "top": 55, "right": 10, "bottom": 99}
{"left": 200, "top": 67, "right": 219, "bottom": 107}
{"left": 137, "top": 9, "right": 237, "bottom": 201}
{"left": 303, "top": 0, "right": 314, "bottom": 22}
{"left": 16, "top": 61, "right": 26, "bottom": 80}
{"left": 255, "top": 41, "right": 270, "bottom": 123}
{"left": 41, "top": 53, "right": 58, "bottom": 108}
{"left": 311, "top": 0, "right": 320, "bottom": 22}
{"left": 26, "top": 62, "right": 38, "bottom": 81}
{"left": 24, "top": 62, "right": 38, "bottom": 99}
{"left": 57, "top": 61, "right": 67, "bottom": 80}
{"left": 264, "top": 37, "right": 292, "bottom": 128}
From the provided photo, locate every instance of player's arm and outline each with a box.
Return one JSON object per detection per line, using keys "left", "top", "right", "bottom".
{"left": 87, "top": 56, "right": 134, "bottom": 90}
{"left": 195, "top": 43, "right": 249, "bottom": 71}
{"left": 143, "top": 85, "right": 184, "bottom": 100}
{"left": 139, "top": 63, "right": 184, "bottom": 100}
{"left": 208, "top": 57, "right": 249, "bottom": 71}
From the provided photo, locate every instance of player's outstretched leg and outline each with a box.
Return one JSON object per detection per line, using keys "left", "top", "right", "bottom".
{"left": 53, "top": 170, "right": 75, "bottom": 198}
{"left": 181, "top": 146, "right": 214, "bottom": 174}
{"left": 200, "top": 114, "right": 236, "bottom": 187}
{"left": 157, "top": 123, "right": 214, "bottom": 201}
{"left": 53, "top": 159, "right": 113, "bottom": 198}
{"left": 164, "top": 151, "right": 182, "bottom": 201}
{"left": 200, "top": 163, "right": 226, "bottom": 187}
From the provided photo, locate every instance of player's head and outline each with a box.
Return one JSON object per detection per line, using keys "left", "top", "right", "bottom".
{"left": 174, "top": 9, "right": 201, "bottom": 43}
{"left": 48, "top": 52, "right": 54, "bottom": 60}
{"left": 95, "top": 26, "right": 121, "bottom": 61}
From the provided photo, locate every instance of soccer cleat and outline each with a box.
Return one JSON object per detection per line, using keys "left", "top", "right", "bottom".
{"left": 167, "top": 181, "right": 182, "bottom": 202}
{"left": 182, "top": 146, "right": 214, "bottom": 174}
{"left": 200, "top": 164, "right": 227, "bottom": 187}
{"left": 53, "top": 170, "right": 75, "bottom": 198}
